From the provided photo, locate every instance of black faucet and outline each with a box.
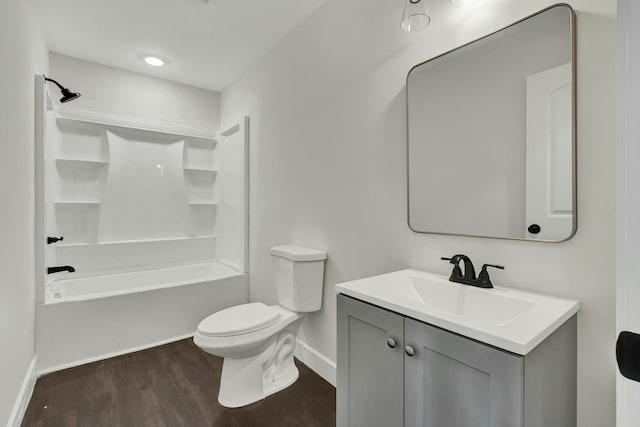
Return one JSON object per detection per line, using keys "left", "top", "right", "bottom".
{"left": 441, "top": 255, "right": 504, "bottom": 289}
{"left": 47, "top": 266, "right": 76, "bottom": 274}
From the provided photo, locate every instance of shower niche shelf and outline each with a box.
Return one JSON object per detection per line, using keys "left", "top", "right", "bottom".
{"left": 54, "top": 201, "right": 101, "bottom": 205}
{"left": 54, "top": 121, "right": 109, "bottom": 162}
{"left": 184, "top": 167, "right": 217, "bottom": 173}
{"left": 55, "top": 158, "right": 108, "bottom": 168}
{"left": 185, "top": 168, "right": 217, "bottom": 203}
{"left": 184, "top": 138, "right": 217, "bottom": 170}
{"left": 53, "top": 202, "right": 100, "bottom": 245}
{"left": 55, "top": 235, "right": 218, "bottom": 247}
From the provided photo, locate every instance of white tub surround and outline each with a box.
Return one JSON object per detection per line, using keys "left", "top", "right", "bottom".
{"left": 41, "top": 103, "right": 246, "bottom": 278}
{"left": 37, "top": 76, "right": 248, "bottom": 285}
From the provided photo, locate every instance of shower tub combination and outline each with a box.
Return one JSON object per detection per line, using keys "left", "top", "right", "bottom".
{"left": 34, "top": 77, "right": 249, "bottom": 374}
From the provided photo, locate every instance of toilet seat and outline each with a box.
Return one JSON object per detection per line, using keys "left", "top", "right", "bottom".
{"left": 198, "top": 303, "right": 280, "bottom": 337}
{"left": 194, "top": 305, "right": 301, "bottom": 359}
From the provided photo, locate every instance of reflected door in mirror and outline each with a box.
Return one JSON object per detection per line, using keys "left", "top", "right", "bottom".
{"left": 526, "top": 63, "right": 574, "bottom": 241}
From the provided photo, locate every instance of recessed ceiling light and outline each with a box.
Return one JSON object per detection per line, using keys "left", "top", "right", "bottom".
{"left": 144, "top": 56, "right": 165, "bottom": 67}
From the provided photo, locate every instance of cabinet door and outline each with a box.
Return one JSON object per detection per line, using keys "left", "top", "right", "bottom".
{"left": 337, "top": 295, "right": 404, "bottom": 427}
{"left": 405, "top": 318, "right": 524, "bottom": 427}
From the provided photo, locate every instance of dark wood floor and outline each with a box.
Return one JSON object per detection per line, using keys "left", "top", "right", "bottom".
{"left": 22, "top": 339, "right": 336, "bottom": 427}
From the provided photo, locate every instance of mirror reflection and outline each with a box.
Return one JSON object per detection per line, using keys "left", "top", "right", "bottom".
{"left": 407, "top": 5, "right": 575, "bottom": 242}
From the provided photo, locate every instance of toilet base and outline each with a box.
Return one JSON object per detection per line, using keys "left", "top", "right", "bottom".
{"left": 218, "top": 325, "right": 301, "bottom": 408}
{"left": 263, "top": 362, "right": 299, "bottom": 399}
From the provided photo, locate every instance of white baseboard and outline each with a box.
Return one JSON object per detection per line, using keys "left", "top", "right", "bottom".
{"left": 38, "top": 333, "right": 194, "bottom": 376}
{"left": 294, "top": 339, "right": 336, "bottom": 386}
{"left": 7, "top": 356, "right": 37, "bottom": 427}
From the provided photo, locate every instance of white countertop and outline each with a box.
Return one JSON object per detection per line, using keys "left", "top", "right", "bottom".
{"left": 336, "top": 269, "right": 580, "bottom": 355}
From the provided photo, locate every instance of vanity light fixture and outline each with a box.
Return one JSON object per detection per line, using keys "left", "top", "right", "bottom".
{"left": 401, "top": 0, "right": 431, "bottom": 32}
{"left": 402, "top": 0, "right": 478, "bottom": 32}
{"left": 143, "top": 56, "right": 165, "bottom": 67}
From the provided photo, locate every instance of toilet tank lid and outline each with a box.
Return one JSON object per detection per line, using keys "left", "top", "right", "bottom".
{"left": 270, "top": 245, "right": 327, "bottom": 261}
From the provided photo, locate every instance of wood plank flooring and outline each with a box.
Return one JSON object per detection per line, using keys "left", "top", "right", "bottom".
{"left": 22, "top": 339, "right": 336, "bottom": 427}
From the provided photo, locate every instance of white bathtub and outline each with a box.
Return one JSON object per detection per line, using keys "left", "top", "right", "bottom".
{"left": 46, "top": 262, "right": 240, "bottom": 302}
{"left": 36, "top": 261, "right": 248, "bottom": 374}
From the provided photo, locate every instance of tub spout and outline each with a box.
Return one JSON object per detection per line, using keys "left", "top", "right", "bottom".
{"left": 47, "top": 265, "right": 76, "bottom": 274}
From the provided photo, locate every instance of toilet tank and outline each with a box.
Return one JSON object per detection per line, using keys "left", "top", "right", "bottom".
{"left": 270, "top": 245, "right": 327, "bottom": 312}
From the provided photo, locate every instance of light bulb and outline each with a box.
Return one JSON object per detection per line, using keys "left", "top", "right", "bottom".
{"left": 143, "top": 56, "right": 165, "bottom": 67}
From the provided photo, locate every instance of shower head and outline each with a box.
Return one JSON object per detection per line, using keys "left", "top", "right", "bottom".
{"left": 59, "top": 87, "right": 81, "bottom": 103}
{"left": 44, "top": 76, "right": 81, "bottom": 103}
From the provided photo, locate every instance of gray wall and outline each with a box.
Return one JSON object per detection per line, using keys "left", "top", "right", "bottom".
{"left": 221, "top": 0, "right": 616, "bottom": 425}
{"left": 50, "top": 53, "right": 221, "bottom": 130}
{"left": 0, "top": 0, "right": 48, "bottom": 424}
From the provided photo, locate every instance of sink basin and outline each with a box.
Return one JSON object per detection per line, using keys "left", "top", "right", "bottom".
{"left": 336, "top": 269, "right": 579, "bottom": 355}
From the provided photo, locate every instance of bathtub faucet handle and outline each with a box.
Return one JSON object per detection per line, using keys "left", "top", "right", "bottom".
{"left": 47, "top": 265, "right": 75, "bottom": 274}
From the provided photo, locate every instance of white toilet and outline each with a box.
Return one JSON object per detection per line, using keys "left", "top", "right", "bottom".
{"left": 194, "top": 245, "right": 327, "bottom": 408}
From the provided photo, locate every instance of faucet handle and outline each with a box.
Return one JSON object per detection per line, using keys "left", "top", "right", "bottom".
{"left": 478, "top": 264, "right": 505, "bottom": 288}
{"left": 47, "top": 236, "right": 64, "bottom": 245}
{"left": 441, "top": 257, "right": 463, "bottom": 280}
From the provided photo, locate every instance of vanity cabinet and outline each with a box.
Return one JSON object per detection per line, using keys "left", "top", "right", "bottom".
{"left": 336, "top": 294, "right": 404, "bottom": 427}
{"left": 337, "top": 295, "right": 577, "bottom": 427}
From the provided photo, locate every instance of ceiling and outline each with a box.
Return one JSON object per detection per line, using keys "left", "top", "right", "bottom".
{"left": 35, "top": 0, "right": 326, "bottom": 92}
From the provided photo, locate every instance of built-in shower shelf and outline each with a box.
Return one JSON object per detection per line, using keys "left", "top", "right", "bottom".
{"left": 56, "top": 107, "right": 218, "bottom": 141}
{"left": 55, "top": 158, "right": 108, "bottom": 168}
{"left": 55, "top": 242, "right": 97, "bottom": 248}
{"left": 55, "top": 235, "right": 217, "bottom": 248}
{"left": 54, "top": 200, "right": 101, "bottom": 205}
{"left": 184, "top": 167, "right": 218, "bottom": 173}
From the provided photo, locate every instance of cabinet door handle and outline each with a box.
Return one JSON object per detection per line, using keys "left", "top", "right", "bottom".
{"left": 387, "top": 338, "right": 397, "bottom": 349}
{"left": 405, "top": 345, "right": 415, "bottom": 357}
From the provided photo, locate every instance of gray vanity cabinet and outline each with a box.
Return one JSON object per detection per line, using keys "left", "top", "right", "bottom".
{"left": 337, "top": 294, "right": 404, "bottom": 427}
{"left": 337, "top": 295, "right": 577, "bottom": 427}
{"left": 404, "top": 318, "right": 523, "bottom": 427}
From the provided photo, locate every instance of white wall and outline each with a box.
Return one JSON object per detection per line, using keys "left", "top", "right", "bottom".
{"left": 0, "top": 0, "right": 48, "bottom": 425}
{"left": 50, "top": 53, "right": 221, "bottom": 130}
{"left": 221, "top": 0, "right": 616, "bottom": 425}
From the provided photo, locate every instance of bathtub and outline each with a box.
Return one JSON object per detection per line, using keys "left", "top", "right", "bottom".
{"left": 46, "top": 262, "right": 241, "bottom": 303}
{"left": 36, "top": 262, "right": 248, "bottom": 374}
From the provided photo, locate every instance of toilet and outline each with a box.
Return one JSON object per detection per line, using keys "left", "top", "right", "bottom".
{"left": 194, "top": 245, "right": 327, "bottom": 408}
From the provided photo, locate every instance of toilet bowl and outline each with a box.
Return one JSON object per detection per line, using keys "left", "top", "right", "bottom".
{"left": 194, "top": 245, "right": 327, "bottom": 408}
{"left": 194, "top": 303, "right": 303, "bottom": 407}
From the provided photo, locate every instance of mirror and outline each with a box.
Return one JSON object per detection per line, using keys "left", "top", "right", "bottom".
{"left": 407, "top": 4, "right": 576, "bottom": 242}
